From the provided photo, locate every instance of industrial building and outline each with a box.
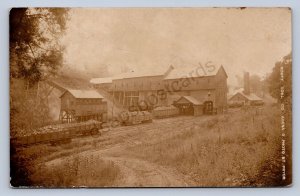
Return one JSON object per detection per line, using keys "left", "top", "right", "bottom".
{"left": 228, "top": 72, "right": 264, "bottom": 107}
{"left": 90, "top": 64, "right": 228, "bottom": 116}
{"left": 59, "top": 89, "right": 107, "bottom": 123}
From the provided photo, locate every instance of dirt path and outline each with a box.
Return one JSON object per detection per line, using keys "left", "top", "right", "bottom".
{"left": 43, "top": 115, "right": 213, "bottom": 186}
{"left": 100, "top": 156, "right": 191, "bottom": 187}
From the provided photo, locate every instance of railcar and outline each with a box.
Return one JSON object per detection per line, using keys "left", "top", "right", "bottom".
{"left": 12, "top": 120, "right": 103, "bottom": 146}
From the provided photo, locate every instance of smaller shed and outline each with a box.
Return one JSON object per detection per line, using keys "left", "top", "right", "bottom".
{"left": 228, "top": 92, "right": 264, "bottom": 106}
{"left": 174, "top": 96, "right": 203, "bottom": 116}
{"left": 59, "top": 89, "right": 107, "bottom": 123}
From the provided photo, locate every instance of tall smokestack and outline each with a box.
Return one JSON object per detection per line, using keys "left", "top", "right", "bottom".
{"left": 244, "top": 72, "right": 250, "bottom": 95}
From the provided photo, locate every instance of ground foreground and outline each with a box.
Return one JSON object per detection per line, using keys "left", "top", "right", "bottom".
{"left": 11, "top": 105, "right": 291, "bottom": 187}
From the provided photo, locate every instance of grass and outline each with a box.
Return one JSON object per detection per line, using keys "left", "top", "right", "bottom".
{"left": 11, "top": 104, "right": 291, "bottom": 187}
{"left": 10, "top": 135, "right": 119, "bottom": 187}
{"left": 123, "top": 105, "right": 291, "bottom": 187}
{"left": 30, "top": 155, "right": 120, "bottom": 187}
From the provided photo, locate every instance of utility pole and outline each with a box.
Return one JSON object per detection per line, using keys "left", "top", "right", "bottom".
{"left": 112, "top": 85, "right": 115, "bottom": 119}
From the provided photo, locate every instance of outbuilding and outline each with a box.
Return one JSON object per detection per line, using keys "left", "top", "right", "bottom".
{"left": 174, "top": 96, "right": 205, "bottom": 116}
{"left": 59, "top": 89, "right": 107, "bottom": 123}
{"left": 228, "top": 92, "right": 264, "bottom": 106}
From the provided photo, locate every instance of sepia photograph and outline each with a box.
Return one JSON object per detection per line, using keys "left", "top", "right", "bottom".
{"left": 9, "top": 7, "right": 292, "bottom": 187}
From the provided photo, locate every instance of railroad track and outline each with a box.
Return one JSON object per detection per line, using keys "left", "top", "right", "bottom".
{"left": 41, "top": 115, "right": 214, "bottom": 165}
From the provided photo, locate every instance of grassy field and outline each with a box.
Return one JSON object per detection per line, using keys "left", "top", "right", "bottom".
{"left": 122, "top": 105, "right": 291, "bottom": 186}
{"left": 10, "top": 104, "right": 291, "bottom": 187}
{"left": 31, "top": 155, "right": 120, "bottom": 187}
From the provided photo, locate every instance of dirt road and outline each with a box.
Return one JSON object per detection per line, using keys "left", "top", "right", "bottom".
{"left": 43, "top": 115, "right": 213, "bottom": 187}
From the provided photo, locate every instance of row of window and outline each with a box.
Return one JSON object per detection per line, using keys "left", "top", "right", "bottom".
{"left": 68, "top": 99, "right": 102, "bottom": 105}
{"left": 112, "top": 78, "right": 213, "bottom": 88}
{"left": 113, "top": 82, "right": 162, "bottom": 89}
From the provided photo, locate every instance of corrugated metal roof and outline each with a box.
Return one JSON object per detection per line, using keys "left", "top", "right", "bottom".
{"left": 62, "top": 90, "right": 104, "bottom": 99}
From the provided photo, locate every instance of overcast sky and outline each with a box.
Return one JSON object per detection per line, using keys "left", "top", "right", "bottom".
{"left": 61, "top": 8, "right": 291, "bottom": 85}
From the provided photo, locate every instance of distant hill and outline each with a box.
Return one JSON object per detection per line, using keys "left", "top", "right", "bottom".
{"left": 49, "top": 66, "right": 94, "bottom": 90}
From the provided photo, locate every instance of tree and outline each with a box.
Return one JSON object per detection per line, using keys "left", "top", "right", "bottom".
{"left": 10, "top": 8, "right": 69, "bottom": 187}
{"left": 10, "top": 8, "right": 69, "bottom": 84}
{"left": 10, "top": 8, "right": 69, "bottom": 131}
{"left": 268, "top": 53, "right": 292, "bottom": 101}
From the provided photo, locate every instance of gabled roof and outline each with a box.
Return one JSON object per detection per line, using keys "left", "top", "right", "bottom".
{"left": 241, "top": 92, "right": 263, "bottom": 101}
{"left": 60, "top": 89, "right": 104, "bottom": 99}
{"left": 90, "top": 66, "right": 173, "bottom": 84}
{"left": 229, "top": 92, "right": 262, "bottom": 101}
{"left": 90, "top": 64, "right": 227, "bottom": 84}
{"left": 164, "top": 64, "right": 225, "bottom": 80}
{"left": 118, "top": 69, "right": 167, "bottom": 79}
{"left": 176, "top": 96, "right": 203, "bottom": 105}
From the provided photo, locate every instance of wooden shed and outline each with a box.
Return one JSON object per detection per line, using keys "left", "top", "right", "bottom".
{"left": 59, "top": 89, "right": 107, "bottom": 123}
{"left": 228, "top": 92, "right": 264, "bottom": 107}
{"left": 174, "top": 96, "right": 204, "bottom": 116}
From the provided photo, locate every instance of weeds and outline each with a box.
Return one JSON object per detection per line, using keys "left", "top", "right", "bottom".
{"left": 124, "top": 105, "right": 288, "bottom": 186}
{"left": 11, "top": 105, "right": 290, "bottom": 187}
{"left": 31, "top": 155, "right": 120, "bottom": 187}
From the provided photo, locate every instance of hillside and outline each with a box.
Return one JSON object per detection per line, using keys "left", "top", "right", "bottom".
{"left": 50, "top": 66, "right": 94, "bottom": 90}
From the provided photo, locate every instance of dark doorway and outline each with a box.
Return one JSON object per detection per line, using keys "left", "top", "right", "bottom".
{"left": 176, "top": 104, "right": 194, "bottom": 115}
{"left": 203, "top": 101, "right": 213, "bottom": 114}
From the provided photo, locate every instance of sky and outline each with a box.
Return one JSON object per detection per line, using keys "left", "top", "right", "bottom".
{"left": 61, "top": 8, "right": 291, "bottom": 85}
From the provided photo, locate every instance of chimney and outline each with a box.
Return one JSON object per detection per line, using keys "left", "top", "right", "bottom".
{"left": 243, "top": 72, "right": 250, "bottom": 95}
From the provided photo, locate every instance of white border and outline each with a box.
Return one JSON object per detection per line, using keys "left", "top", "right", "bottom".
{"left": 1, "top": 0, "right": 299, "bottom": 195}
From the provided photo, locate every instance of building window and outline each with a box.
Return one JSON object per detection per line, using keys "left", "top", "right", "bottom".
{"left": 124, "top": 91, "right": 139, "bottom": 106}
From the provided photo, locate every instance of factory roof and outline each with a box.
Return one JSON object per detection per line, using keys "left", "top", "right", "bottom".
{"left": 90, "top": 64, "right": 227, "bottom": 84}
{"left": 164, "top": 64, "right": 225, "bottom": 80}
{"left": 60, "top": 89, "right": 104, "bottom": 99}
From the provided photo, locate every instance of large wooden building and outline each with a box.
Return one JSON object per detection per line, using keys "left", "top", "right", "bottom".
{"left": 59, "top": 89, "right": 107, "bottom": 123}
{"left": 90, "top": 64, "right": 228, "bottom": 116}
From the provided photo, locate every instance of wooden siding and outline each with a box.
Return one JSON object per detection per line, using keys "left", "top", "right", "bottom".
{"left": 111, "top": 76, "right": 164, "bottom": 91}
{"left": 92, "top": 66, "right": 228, "bottom": 113}
{"left": 163, "top": 76, "right": 216, "bottom": 91}
{"left": 60, "top": 91, "right": 107, "bottom": 116}
{"left": 229, "top": 93, "right": 247, "bottom": 104}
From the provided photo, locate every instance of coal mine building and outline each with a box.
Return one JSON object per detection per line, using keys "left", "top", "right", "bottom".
{"left": 90, "top": 64, "right": 228, "bottom": 116}
{"left": 228, "top": 72, "right": 264, "bottom": 107}
{"left": 59, "top": 89, "right": 107, "bottom": 123}
{"left": 228, "top": 91, "right": 264, "bottom": 106}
